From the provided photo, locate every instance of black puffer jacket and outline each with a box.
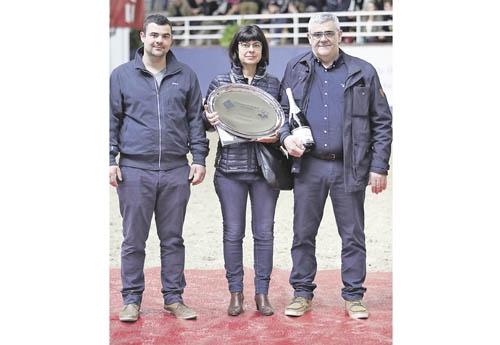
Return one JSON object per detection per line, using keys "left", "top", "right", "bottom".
{"left": 204, "top": 64, "right": 281, "bottom": 173}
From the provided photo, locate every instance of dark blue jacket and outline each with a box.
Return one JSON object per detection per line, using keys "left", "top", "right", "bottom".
{"left": 204, "top": 64, "right": 281, "bottom": 173}
{"left": 110, "top": 47, "right": 209, "bottom": 170}
{"left": 280, "top": 49, "right": 392, "bottom": 192}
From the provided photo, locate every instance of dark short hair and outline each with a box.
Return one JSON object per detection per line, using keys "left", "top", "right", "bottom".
{"left": 142, "top": 14, "right": 172, "bottom": 33}
{"left": 228, "top": 25, "right": 269, "bottom": 67}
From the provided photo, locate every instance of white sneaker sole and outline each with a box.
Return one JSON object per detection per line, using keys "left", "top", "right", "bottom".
{"left": 285, "top": 307, "right": 311, "bottom": 317}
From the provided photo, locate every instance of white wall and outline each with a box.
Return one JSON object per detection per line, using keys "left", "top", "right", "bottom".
{"left": 109, "top": 27, "right": 130, "bottom": 72}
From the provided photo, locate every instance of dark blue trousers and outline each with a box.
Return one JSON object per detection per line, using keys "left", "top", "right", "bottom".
{"left": 117, "top": 165, "right": 191, "bottom": 306}
{"left": 214, "top": 170, "right": 279, "bottom": 294}
{"left": 290, "top": 156, "right": 367, "bottom": 301}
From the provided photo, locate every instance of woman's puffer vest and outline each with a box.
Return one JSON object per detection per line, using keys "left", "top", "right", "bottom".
{"left": 207, "top": 65, "right": 281, "bottom": 174}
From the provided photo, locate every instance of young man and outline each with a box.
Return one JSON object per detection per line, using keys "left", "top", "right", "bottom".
{"left": 279, "top": 12, "right": 392, "bottom": 319}
{"left": 109, "top": 14, "right": 209, "bottom": 322}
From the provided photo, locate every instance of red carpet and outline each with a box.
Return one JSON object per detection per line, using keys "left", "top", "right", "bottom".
{"left": 110, "top": 267, "right": 392, "bottom": 344}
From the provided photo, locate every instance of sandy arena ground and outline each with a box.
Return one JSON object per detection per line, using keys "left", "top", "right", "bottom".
{"left": 109, "top": 131, "right": 392, "bottom": 272}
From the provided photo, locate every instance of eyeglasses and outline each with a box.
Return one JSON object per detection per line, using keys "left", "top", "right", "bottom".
{"left": 238, "top": 42, "right": 263, "bottom": 50}
{"left": 309, "top": 31, "right": 337, "bottom": 40}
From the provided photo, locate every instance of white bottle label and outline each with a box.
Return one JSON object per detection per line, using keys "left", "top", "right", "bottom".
{"left": 292, "top": 126, "right": 314, "bottom": 145}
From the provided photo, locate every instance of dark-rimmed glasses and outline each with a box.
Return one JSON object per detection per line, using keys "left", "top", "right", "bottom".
{"left": 238, "top": 42, "right": 263, "bottom": 51}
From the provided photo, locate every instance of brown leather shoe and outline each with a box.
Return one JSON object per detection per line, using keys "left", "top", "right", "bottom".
{"left": 227, "top": 292, "right": 244, "bottom": 316}
{"left": 255, "top": 294, "right": 274, "bottom": 316}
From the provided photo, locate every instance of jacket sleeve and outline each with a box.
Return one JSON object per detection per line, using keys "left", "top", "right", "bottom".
{"left": 202, "top": 77, "right": 221, "bottom": 132}
{"left": 369, "top": 69, "right": 392, "bottom": 174}
{"left": 109, "top": 69, "right": 122, "bottom": 166}
{"left": 278, "top": 65, "right": 293, "bottom": 146}
{"left": 186, "top": 71, "right": 210, "bottom": 166}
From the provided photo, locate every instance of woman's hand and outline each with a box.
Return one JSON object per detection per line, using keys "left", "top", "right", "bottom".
{"left": 254, "top": 130, "right": 280, "bottom": 143}
{"left": 204, "top": 104, "right": 219, "bottom": 127}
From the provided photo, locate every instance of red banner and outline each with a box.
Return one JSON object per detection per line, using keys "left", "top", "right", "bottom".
{"left": 110, "top": 0, "right": 144, "bottom": 30}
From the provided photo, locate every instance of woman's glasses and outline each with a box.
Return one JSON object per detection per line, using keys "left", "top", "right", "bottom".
{"left": 238, "top": 42, "right": 263, "bottom": 51}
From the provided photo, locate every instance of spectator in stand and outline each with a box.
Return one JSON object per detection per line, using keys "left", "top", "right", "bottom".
{"left": 189, "top": 0, "right": 220, "bottom": 45}
{"left": 213, "top": 0, "right": 241, "bottom": 17}
{"left": 380, "top": 0, "right": 392, "bottom": 42}
{"left": 192, "top": 0, "right": 220, "bottom": 15}
{"left": 360, "top": 0, "right": 384, "bottom": 43}
{"left": 167, "top": 0, "right": 193, "bottom": 17}
{"left": 239, "top": 0, "right": 263, "bottom": 23}
{"left": 353, "top": 0, "right": 364, "bottom": 10}
{"left": 324, "top": 0, "right": 350, "bottom": 11}
{"left": 373, "top": 0, "right": 383, "bottom": 9}
{"left": 324, "top": 0, "right": 355, "bottom": 43}
{"left": 265, "top": 0, "right": 298, "bottom": 45}
{"left": 166, "top": 0, "right": 199, "bottom": 44}
{"left": 293, "top": 0, "right": 325, "bottom": 44}
{"left": 150, "top": 0, "right": 169, "bottom": 11}
{"left": 296, "top": 0, "right": 325, "bottom": 13}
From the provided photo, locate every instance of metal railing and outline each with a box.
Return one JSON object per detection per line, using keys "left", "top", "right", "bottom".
{"left": 153, "top": 10, "right": 392, "bottom": 47}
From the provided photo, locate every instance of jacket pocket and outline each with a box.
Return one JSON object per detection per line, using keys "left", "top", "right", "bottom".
{"left": 352, "top": 139, "right": 372, "bottom": 181}
{"left": 352, "top": 86, "right": 369, "bottom": 116}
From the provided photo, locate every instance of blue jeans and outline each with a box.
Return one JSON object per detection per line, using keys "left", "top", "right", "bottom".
{"left": 214, "top": 170, "right": 279, "bottom": 294}
{"left": 290, "top": 156, "right": 367, "bottom": 301}
{"left": 117, "top": 165, "right": 191, "bottom": 305}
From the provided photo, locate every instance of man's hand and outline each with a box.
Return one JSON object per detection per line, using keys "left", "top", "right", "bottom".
{"left": 109, "top": 165, "right": 122, "bottom": 187}
{"left": 369, "top": 172, "right": 387, "bottom": 194}
{"left": 189, "top": 164, "right": 206, "bottom": 185}
{"left": 284, "top": 135, "right": 305, "bottom": 157}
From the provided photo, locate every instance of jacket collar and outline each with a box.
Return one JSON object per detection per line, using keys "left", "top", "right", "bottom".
{"left": 297, "top": 49, "right": 363, "bottom": 87}
{"left": 134, "top": 47, "right": 181, "bottom": 74}
{"left": 230, "top": 63, "right": 267, "bottom": 82}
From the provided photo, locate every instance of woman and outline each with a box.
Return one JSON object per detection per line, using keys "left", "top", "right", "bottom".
{"left": 203, "top": 25, "right": 281, "bottom": 316}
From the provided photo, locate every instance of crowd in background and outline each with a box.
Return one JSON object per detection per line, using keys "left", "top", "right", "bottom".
{"left": 147, "top": 0, "right": 392, "bottom": 45}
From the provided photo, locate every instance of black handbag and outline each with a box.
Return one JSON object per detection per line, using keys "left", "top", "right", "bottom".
{"left": 255, "top": 143, "right": 294, "bottom": 190}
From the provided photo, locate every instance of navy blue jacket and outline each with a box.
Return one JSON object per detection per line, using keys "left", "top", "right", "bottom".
{"left": 110, "top": 47, "right": 209, "bottom": 170}
{"left": 280, "top": 49, "right": 392, "bottom": 192}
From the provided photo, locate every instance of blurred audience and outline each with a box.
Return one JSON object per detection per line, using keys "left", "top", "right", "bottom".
{"left": 264, "top": 0, "right": 299, "bottom": 45}
{"left": 380, "top": 0, "right": 392, "bottom": 42}
{"left": 167, "top": 0, "right": 193, "bottom": 17}
{"left": 146, "top": 0, "right": 392, "bottom": 45}
{"left": 359, "top": 0, "right": 385, "bottom": 43}
{"left": 213, "top": 0, "right": 241, "bottom": 16}
{"left": 150, "top": 0, "right": 169, "bottom": 11}
{"left": 239, "top": 0, "right": 264, "bottom": 23}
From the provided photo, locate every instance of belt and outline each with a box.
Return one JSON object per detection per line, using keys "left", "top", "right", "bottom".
{"left": 310, "top": 153, "right": 343, "bottom": 161}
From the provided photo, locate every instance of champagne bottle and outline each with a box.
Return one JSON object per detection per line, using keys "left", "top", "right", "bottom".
{"left": 285, "top": 88, "right": 315, "bottom": 151}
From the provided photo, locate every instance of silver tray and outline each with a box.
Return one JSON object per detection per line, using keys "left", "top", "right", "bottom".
{"left": 206, "top": 83, "right": 284, "bottom": 139}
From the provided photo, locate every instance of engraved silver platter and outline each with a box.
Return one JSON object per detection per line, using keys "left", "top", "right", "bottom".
{"left": 206, "top": 83, "right": 284, "bottom": 139}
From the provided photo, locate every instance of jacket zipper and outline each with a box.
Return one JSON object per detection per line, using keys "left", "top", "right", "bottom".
{"left": 153, "top": 77, "right": 162, "bottom": 169}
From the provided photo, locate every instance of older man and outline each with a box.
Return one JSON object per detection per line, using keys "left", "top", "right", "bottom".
{"left": 279, "top": 12, "right": 392, "bottom": 319}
